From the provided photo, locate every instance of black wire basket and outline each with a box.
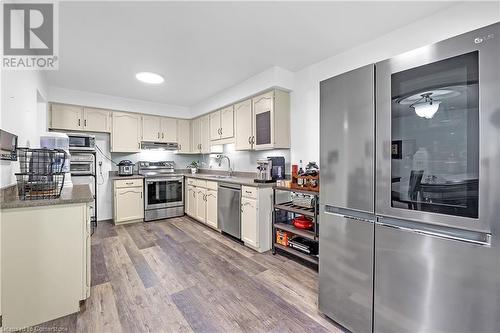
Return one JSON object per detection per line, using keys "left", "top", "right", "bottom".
{"left": 16, "top": 148, "right": 67, "bottom": 200}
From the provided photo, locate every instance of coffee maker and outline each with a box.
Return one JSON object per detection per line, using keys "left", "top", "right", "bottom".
{"left": 255, "top": 156, "right": 285, "bottom": 183}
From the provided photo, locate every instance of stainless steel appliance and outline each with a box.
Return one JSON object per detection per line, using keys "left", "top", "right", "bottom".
{"left": 67, "top": 133, "right": 95, "bottom": 151}
{"left": 255, "top": 157, "right": 286, "bottom": 183}
{"left": 140, "top": 141, "right": 178, "bottom": 150}
{"left": 139, "top": 161, "right": 184, "bottom": 221}
{"left": 374, "top": 23, "right": 499, "bottom": 333}
{"left": 319, "top": 64, "right": 375, "bottom": 333}
{"left": 319, "top": 23, "right": 500, "bottom": 333}
{"left": 69, "top": 153, "right": 94, "bottom": 175}
{"left": 0, "top": 129, "right": 18, "bottom": 161}
{"left": 268, "top": 156, "right": 285, "bottom": 180}
{"left": 218, "top": 183, "right": 241, "bottom": 238}
{"left": 117, "top": 160, "right": 134, "bottom": 176}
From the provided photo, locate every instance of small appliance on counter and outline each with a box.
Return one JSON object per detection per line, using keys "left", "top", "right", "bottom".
{"left": 254, "top": 156, "right": 286, "bottom": 183}
{"left": 40, "top": 132, "right": 72, "bottom": 188}
{"left": 118, "top": 160, "right": 135, "bottom": 176}
{"left": 66, "top": 133, "right": 96, "bottom": 151}
{"left": 0, "top": 129, "right": 18, "bottom": 161}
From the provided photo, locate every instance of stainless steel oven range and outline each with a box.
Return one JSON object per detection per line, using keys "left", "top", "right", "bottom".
{"left": 138, "top": 161, "right": 184, "bottom": 221}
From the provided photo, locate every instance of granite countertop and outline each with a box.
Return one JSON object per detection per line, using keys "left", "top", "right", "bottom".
{"left": 1, "top": 184, "right": 94, "bottom": 210}
{"left": 184, "top": 173, "right": 275, "bottom": 188}
{"left": 109, "top": 171, "right": 145, "bottom": 180}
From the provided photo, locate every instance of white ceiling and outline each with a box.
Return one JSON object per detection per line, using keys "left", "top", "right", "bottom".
{"left": 47, "top": 1, "right": 457, "bottom": 107}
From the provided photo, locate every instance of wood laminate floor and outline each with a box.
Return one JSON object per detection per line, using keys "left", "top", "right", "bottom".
{"left": 32, "top": 216, "right": 344, "bottom": 333}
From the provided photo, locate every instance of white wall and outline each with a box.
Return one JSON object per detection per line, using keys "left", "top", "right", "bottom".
{"left": 49, "top": 86, "right": 191, "bottom": 118}
{"left": 290, "top": 1, "right": 499, "bottom": 165}
{"left": 190, "top": 66, "right": 294, "bottom": 117}
{"left": 186, "top": 2, "right": 499, "bottom": 166}
{"left": 1, "top": 70, "right": 48, "bottom": 187}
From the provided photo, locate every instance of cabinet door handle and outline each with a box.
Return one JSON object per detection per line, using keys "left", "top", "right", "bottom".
{"left": 162, "top": 133, "right": 164, "bottom": 139}
{"left": 84, "top": 119, "right": 87, "bottom": 127}
{"left": 78, "top": 119, "right": 81, "bottom": 127}
{"left": 126, "top": 182, "right": 134, "bottom": 185}
{"left": 138, "top": 142, "right": 140, "bottom": 149}
{"left": 248, "top": 136, "right": 252, "bottom": 144}
{"left": 179, "top": 144, "right": 181, "bottom": 150}
{"left": 158, "top": 132, "right": 160, "bottom": 139}
{"left": 252, "top": 136, "right": 255, "bottom": 144}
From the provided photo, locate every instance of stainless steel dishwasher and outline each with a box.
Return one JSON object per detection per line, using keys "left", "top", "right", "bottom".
{"left": 217, "top": 182, "right": 241, "bottom": 239}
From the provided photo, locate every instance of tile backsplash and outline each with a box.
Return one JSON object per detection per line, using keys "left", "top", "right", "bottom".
{"left": 111, "top": 143, "right": 290, "bottom": 174}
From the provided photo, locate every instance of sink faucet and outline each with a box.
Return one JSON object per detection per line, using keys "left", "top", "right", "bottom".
{"left": 216, "top": 154, "right": 232, "bottom": 176}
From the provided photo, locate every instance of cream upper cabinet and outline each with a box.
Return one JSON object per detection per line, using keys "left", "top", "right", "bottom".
{"left": 205, "top": 188, "right": 218, "bottom": 229}
{"left": 234, "top": 99, "right": 253, "bottom": 150}
{"left": 113, "top": 183, "right": 144, "bottom": 224}
{"left": 252, "top": 91, "right": 274, "bottom": 150}
{"left": 50, "top": 103, "right": 83, "bottom": 131}
{"left": 220, "top": 105, "right": 234, "bottom": 139}
{"left": 200, "top": 114, "right": 210, "bottom": 154}
{"left": 177, "top": 119, "right": 191, "bottom": 153}
{"left": 142, "top": 115, "right": 161, "bottom": 142}
{"left": 111, "top": 112, "right": 141, "bottom": 152}
{"left": 161, "top": 117, "right": 177, "bottom": 142}
{"left": 251, "top": 90, "right": 290, "bottom": 150}
{"left": 209, "top": 111, "right": 221, "bottom": 141}
{"left": 241, "top": 197, "right": 258, "bottom": 248}
{"left": 191, "top": 117, "right": 201, "bottom": 153}
{"left": 83, "top": 107, "right": 110, "bottom": 133}
{"left": 210, "top": 106, "right": 234, "bottom": 141}
{"left": 195, "top": 188, "right": 207, "bottom": 222}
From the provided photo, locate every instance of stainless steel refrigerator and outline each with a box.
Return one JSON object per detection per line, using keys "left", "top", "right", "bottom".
{"left": 319, "top": 22, "right": 500, "bottom": 333}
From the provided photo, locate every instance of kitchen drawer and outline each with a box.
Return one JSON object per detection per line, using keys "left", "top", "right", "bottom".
{"left": 195, "top": 179, "right": 207, "bottom": 188}
{"left": 114, "top": 178, "right": 143, "bottom": 188}
{"left": 186, "top": 178, "right": 196, "bottom": 186}
{"left": 206, "top": 181, "right": 218, "bottom": 190}
{"left": 242, "top": 186, "right": 257, "bottom": 199}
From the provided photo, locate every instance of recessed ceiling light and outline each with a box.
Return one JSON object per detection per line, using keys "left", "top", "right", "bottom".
{"left": 135, "top": 72, "right": 164, "bottom": 84}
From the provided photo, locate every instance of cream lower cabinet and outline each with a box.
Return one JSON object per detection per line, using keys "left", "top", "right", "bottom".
{"left": 113, "top": 179, "right": 144, "bottom": 224}
{"left": 205, "top": 188, "right": 218, "bottom": 228}
{"left": 195, "top": 187, "right": 207, "bottom": 222}
{"left": 186, "top": 184, "right": 196, "bottom": 216}
{"left": 1, "top": 202, "right": 91, "bottom": 329}
{"left": 241, "top": 197, "right": 258, "bottom": 247}
{"left": 240, "top": 186, "right": 273, "bottom": 252}
{"left": 186, "top": 179, "right": 218, "bottom": 230}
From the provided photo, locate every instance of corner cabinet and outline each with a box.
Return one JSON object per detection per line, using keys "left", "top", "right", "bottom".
{"left": 113, "top": 178, "right": 144, "bottom": 224}
{"left": 111, "top": 112, "right": 141, "bottom": 152}
{"left": 252, "top": 90, "right": 290, "bottom": 150}
{"left": 177, "top": 119, "right": 191, "bottom": 153}
{"left": 190, "top": 116, "right": 210, "bottom": 154}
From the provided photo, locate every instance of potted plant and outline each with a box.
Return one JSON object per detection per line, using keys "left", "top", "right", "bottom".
{"left": 187, "top": 161, "right": 199, "bottom": 174}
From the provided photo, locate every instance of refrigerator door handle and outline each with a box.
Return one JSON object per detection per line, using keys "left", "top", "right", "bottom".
{"left": 324, "top": 205, "right": 375, "bottom": 223}
{"left": 376, "top": 216, "right": 491, "bottom": 247}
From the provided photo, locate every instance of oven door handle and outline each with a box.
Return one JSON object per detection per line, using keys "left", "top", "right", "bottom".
{"left": 145, "top": 177, "right": 183, "bottom": 183}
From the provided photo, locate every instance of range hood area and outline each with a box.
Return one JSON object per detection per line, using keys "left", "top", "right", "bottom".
{"left": 140, "top": 141, "right": 178, "bottom": 150}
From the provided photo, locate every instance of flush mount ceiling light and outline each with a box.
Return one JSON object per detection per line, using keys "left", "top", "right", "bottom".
{"left": 135, "top": 72, "right": 164, "bottom": 84}
{"left": 410, "top": 93, "right": 441, "bottom": 119}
